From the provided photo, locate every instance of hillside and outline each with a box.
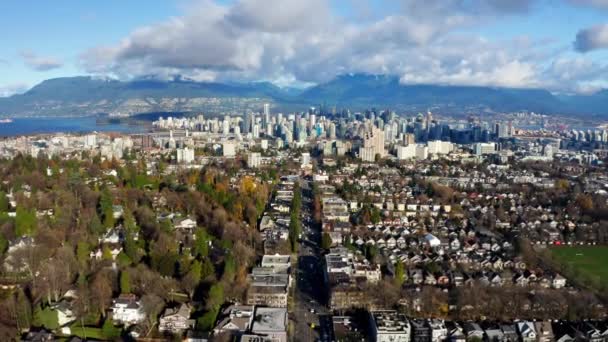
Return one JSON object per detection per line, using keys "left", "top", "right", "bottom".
{"left": 0, "top": 74, "right": 606, "bottom": 117}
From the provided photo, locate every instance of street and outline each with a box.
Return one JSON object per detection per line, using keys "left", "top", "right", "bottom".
{"left": 292, "top": 178, "right": 332, "bottom": 342}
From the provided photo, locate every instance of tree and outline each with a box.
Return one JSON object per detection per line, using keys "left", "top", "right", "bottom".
{"left": 0, "top": 233, "right": 7, "bottom": 256}
{"left": 123, "top": 236, "right": 141, "bottom": 264}
{"left": 141, "top": 294, "right": 165, "bottom": 333}
{"left": 90, "top": 272, "right": 113, "bottom": 316}
{"left": 201, "top": 258, "right": 215, "bottom": 280}
{"left": 76, "top": 241, "right": 90, "bottom": 269}
{"left": 365, "top": 244, "right": 378, "bottom": 262}
{"left": 123, "top": 209, "right": 138, "bottom": 233}
{"left": 120, "top": 270, "right": 131, "bottom": 294}
{"left": 193, "top": 228, "right": 210, "bottom": 258}
{"left": 36, "top": 246, "right": 77, "bottom": 303}
{"left": 88, "top": 212, "right": 104, "bottom": 236}
{"left": 183, "top": 260, "right": 202, "bottom": 297}
{"left": 370, "top": 206, "right": 382, "bottom": 224}
{"left": 394, "top": 261, "right": 406, "bottom": 287}
{"left": 197, "top": 306, "right": 220, "bottom": 332}
{"left": 222, "top": 254, "right": 236, "bottom": 283}
{"left": 0, "top": 191, "right": 9, "bottom": 212}
{"left": 321, "top": 232, "right": 333, "bottom": 250}
{"left": 14, "top": 206, "right": 37, "bottom": 236}
{"left": 206, "top": 283, "right": 224, "bottom": 309}
{"left": 10, "top": 289, "right": 32, "bottom": 332}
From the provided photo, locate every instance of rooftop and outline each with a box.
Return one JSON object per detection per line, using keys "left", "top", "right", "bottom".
{"left": 251, "top": 307, "right": 287, "bottom": 333}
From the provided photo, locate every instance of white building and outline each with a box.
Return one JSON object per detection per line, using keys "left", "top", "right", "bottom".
{"left": 250, "top": 307, "right": 288, "bottom": 342}
{"left": 474, "top": 142, "right": 497, "bottom": 156}
{"left": 424, "top": 234, "right": 441, "bottom": 248}
{"left": 415, "top": 144, "right": 429, "bottom": 160}
{"left": 158, "top": 303, "right": 195, "bottom": 333}
{"left": 396, "top": 145, "right": 416, "bottom": 160}
{"left": 301, "top": 152, "right": 311, "bottom": 168}
{"left": 111, "top": 294, "right": 146, "bottom": 326}
{"left": 260, "top": 139, "right": 269, "bottom": 150}
{"left": 261, "top": 254, "right": 291, "bottom": 272}
{"left": 370, "top": 310, "right": 411, "bottom": 342}
{"left": 222, "top": 142, "right": 236, "bottom": 157}
{"left": 247, "top": 152, "right": 262, "bottom": 168}
{"left": 359, "top": 127, "right": 385, "bottom": 162}
{"left": 427, "top": 140, "right": 454, "bottom": 155}
{"left": 396, "top": 144, "right": 428, "bottom": 160}
{"left": 84, "top": 134, "right": 97, "bottom": 148}
{"left": 176, "top": 147, "right": 195, "bottom": 164}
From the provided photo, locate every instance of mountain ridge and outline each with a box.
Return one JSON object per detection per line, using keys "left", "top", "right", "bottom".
{"left": 0, "top": 74, "right": 606, "bottom": 117}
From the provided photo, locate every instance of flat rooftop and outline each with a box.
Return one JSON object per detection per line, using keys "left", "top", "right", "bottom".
{"left": 251, "top": 307, "right": 287, "bottom": 333}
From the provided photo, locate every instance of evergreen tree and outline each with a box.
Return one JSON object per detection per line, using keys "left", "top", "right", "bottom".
{"left": 394, "top": 260, "right": 406, "bottom": 287}
{"left": 120, "top": 270, "right": 131, "bottom": 294}
{"left": 15, "top": 206, "right": 37, "bottom": 236}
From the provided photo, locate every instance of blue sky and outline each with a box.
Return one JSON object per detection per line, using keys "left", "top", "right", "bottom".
{"left": 1, "top": 0, "right": 607, "bottom": 96}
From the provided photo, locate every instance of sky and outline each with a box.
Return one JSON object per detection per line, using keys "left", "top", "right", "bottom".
{"left": 1, "top": 0, "right": 608, "bottom": 97}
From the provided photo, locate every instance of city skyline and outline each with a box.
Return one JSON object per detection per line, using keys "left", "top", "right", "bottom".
{"left": 1, "top": 0, "right": 608, "bottom": 97}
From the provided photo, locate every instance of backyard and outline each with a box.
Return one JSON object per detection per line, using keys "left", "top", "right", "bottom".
{"left": 549, "top": 246, "right": 608, "bottom": 288}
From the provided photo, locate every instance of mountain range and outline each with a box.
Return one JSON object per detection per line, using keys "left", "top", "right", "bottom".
{"left": 0, "top": 74, "right": 606, "bottom": 117}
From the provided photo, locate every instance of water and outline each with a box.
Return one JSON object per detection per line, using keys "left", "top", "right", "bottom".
{"left": 0, "top": 116, "right": 148, "bottom": 137}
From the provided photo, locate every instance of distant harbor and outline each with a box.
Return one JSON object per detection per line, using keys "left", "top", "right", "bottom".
{"left": 0, "top": 116, "right": 145, "bottom": 137}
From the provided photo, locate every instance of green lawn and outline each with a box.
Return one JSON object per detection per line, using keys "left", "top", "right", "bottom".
{"left": 33, "top": 306, "right": 59, "bottom": 330}
{"left": 66, "top": 326, "right": 106, "bottom": 340}
{"left": 550, "top": 246, "right": 608, "bottom": 287}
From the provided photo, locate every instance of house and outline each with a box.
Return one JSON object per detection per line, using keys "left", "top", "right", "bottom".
{"left": 90, "top": 246, "right": 122, "bottom": 260}
{"left": 484, "top": 327, "right": 504, "bottom": 342}
{"left": 111, "top": 294, "right": 146, "bottom": 326}
{"left": 158, "top": 303, "right": 195, "bottom": 334}
{"left": 250, "top": 307, "right": 288, "bottom": 342}
{"left": 552, "top": 321, "right": 576, "bottom": 342}
{"left": 52, "top": 300, "right": 76, "bottom": 327}
{"left": 213, "top": 305, "right": 254, "bottom": 337}
{"left": 174, "top": 218, "right": 197, "bottom": 231}
{"left": 451, "top": 272, "right": 464, "bottom": 287}
{"left": 112, "top": 205, "right": 124, "bottom": 219}
{"left": 446, "top": 322, "right": 465, "bottom": 342}
{"left": 424, "top": 234, "right": 441, "bottom": 248}
{"left": 534, "top": 321, "right": 554, "bottom": 342}
{"left": 449, "top": 239, "right": 461, "bottom": 251}
{"left": 463, "top": 322, "right": 484, "bottom": 340}
{"left": 517, "top": 321, "right": 537, "bottom": 342}
{"left": 370, "top": 310, "right": 411, "bottom": 342}
{"left": 3, "top": 237, "right": 36, "bottom": 273}
{"left": 410, "top": 269, "right": 424, "bottom": 285}
{"left": 577, "top": 322, "right": 604, "bottom": 342}
{"left": 411, "top": 319, "right": 431, "bottom": 342}
{"left": 428, "top": 319, "right": 447, "bottom": 342}
{"left": 552, "top": 274, "right": 567, "bottom": 289}
{"left": 501, "top": 324, "right": 518, "bottom": 341}
{"left": 424, "top": 273, "right": 437, "bottom": 286}
{"left": 98, "top": 228, "right": 122, "bottom": 244}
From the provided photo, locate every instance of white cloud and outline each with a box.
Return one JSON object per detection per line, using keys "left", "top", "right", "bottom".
{"left": 78, "top": 0, "right": 605, "bottom": 93}
{"left": 0, "top": 82, "right": 29, "bottom": 97}
{"left": 20, "top": 50, "right": 63, "bottom": 71}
